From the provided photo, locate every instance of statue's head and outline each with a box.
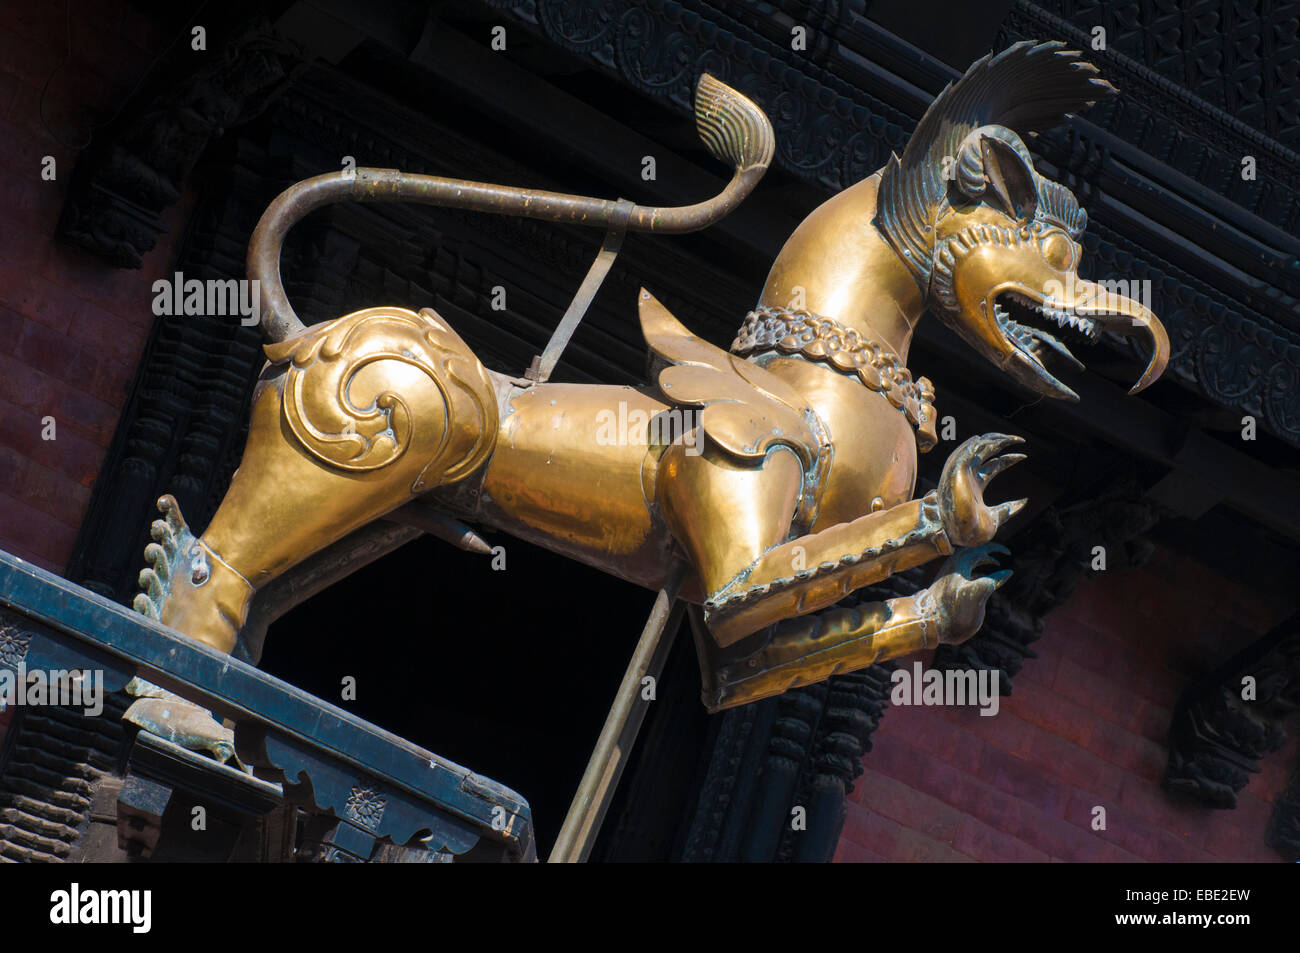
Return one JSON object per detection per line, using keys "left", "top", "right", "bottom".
{"left": 875, "top": 41, "right": 1168, "bottom": 401}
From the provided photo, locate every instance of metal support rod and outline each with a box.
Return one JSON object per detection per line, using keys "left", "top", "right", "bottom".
{"left": 548, "top": 564, "right": 687, "bottom": 862}
{"left": 528, "top": 199, "right": 633, "bottom": 383}
{"left": 382, "top": 500, "right": 493, "bottom": 554}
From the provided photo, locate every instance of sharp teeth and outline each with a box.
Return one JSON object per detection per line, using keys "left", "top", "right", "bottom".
{"left": 1022, "top": 326, "right": 1086, "bottom": 371}
{"left": 996, "top": 293, "right": 1094, "bottom": 371}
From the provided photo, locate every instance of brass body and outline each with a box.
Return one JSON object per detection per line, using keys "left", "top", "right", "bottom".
{"left": 134, "top": 45, "right": 1170, "bottom": 712}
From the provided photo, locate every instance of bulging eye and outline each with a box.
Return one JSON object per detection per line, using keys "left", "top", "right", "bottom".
{"left": 1039, "top": 231, "right": 1076, "bottom": 270}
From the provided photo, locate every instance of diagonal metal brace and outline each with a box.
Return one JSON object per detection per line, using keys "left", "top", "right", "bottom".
{"left": 526, "top": 198, "right": 635, "bottom": 383}
{"left": 548, "top": 561, "right": 687, "bottom": 862}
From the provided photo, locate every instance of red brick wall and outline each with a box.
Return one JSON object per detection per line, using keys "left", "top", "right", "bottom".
{"left": 0, "top": 3, "right": 188, "bottom": 572}
{"left": 836, "top": 545, "right": 1299, "bottom": 862}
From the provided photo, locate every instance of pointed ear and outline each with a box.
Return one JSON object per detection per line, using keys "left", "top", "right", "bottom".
{"left": 980, "top": 136, "right": 1038, "bottom": 220}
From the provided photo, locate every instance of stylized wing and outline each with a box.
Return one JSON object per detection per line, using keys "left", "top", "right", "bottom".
{"left": 638, "top": 289, "right": 822, "bottom": 467}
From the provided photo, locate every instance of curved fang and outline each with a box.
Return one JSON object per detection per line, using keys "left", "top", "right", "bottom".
{"left": 1064, "top": 281, "right": 1170, "bottom": 395}
{"left": 1123, "top": 308, "right": 1170, "bottom": 394}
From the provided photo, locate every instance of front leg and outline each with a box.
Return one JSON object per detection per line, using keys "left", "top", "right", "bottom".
{"left": 695, "top": 433, "right": 1026, "bottom": 646}
{"left": 702, "top": 544, "right": 1012, "bottom": 711}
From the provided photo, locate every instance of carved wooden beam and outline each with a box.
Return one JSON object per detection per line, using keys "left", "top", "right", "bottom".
{"left": 57, "top": 14, "right": 308, "bottom": 268}
{"left": 1268, "top": 758, "right": 1300, "bottom": 860}
{"left": 678, "top": 568, "right": 918, "bottom": 862}
{"left": 1164, "top": 617, "right": 1300, "bottom": 809}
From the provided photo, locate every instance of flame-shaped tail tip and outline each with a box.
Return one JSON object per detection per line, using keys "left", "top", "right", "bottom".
{"left": 695, "top": 74, "right": 775, "bottom": 172}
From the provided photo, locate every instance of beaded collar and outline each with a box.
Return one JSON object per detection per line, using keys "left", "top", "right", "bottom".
{"left": 731, "top": 305, "right": 938, "bottom": 450}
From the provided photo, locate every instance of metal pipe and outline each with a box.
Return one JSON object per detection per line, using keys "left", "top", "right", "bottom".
{"left": 382, "top": 501, "right": 493, "bottom": 555}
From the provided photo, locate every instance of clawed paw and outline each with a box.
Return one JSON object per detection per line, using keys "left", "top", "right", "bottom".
{"left": 123, "top": 678, "right": 245, "bottom": 770}
{"left": 938, "top": 433, "right": 1028, "bottom": 547}
{"left": 132, "top": 495, "right": 198, "bottom": 621}
{"left": 927, "top": 542, "right": 1013, "bottom": 645}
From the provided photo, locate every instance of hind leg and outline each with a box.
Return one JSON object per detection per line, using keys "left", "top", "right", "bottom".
{"left": 134, "top": 306, "right": 499, "bottom": 653}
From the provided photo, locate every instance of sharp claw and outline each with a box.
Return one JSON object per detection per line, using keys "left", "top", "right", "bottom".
{"left": 159, "top": 494, "right": 184, "bottom": 536}
{"left": 943, "top": 542, "right": 1011, "bottom": 577}
{"left": 979, "top": 452, "right": 1027, "bottom": 481}
{"left": 994, "top": 498, "right": 1029, "bottom": 523}
{"left": 143, "top": 543, "right": 169, "bottom": 583}
{"left": 990, "top": 569, "right": 1013, "bottom": 588}
{"left": 980, "top": 433, "right": 1026, "bottom": 458}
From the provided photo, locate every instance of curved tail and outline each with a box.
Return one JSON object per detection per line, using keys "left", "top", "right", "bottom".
{"left": 248, "top": 74, "right": 775, "bottom": 343}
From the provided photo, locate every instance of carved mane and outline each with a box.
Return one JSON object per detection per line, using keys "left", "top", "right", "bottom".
{"left": 874, "top": 39, "right": 1116, "bottom": 290}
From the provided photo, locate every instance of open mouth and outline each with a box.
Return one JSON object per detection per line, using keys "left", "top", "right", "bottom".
{"left": 993, "top": 289, "right": 1098, "bottom": 374}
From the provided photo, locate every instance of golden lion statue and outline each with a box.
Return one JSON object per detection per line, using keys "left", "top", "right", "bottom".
{"left": 133, "top": 41, "right": 1166, "bottom": 716}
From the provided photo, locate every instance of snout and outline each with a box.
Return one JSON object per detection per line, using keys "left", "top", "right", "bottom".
{"left": 1052, "top": 279, "right": 1169, "bottom": 394}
